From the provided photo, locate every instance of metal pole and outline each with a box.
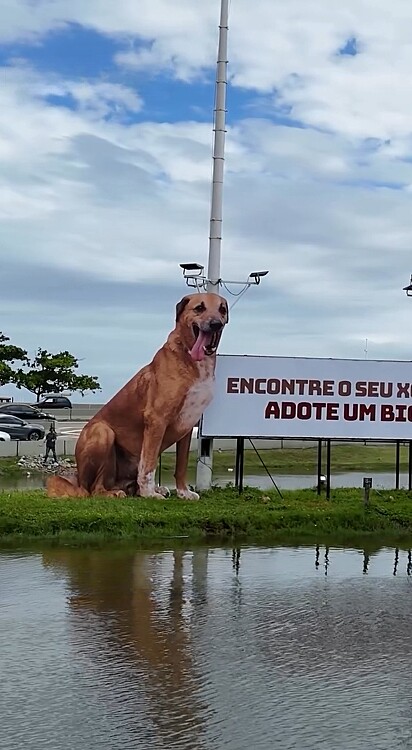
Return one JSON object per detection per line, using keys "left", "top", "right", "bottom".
{"left": 235, "top": 437, "right": 242, "bottom": 488}
{"left": 196, "top": 0, "right": 229, "bottom": 491}
{"left": 395, "top": 441, "right": 400, "bottom": 490}
{"left": 317, "top": 439, "right": 322, "bottom": 495}
{"left": 238, "top": 437, "right": 245, "bottom": 495}
{"left": 207, "top": 0, "right": 229, "bottom": 290}
{"left": 326, "top": 440, "right": 331, "bottom": 500}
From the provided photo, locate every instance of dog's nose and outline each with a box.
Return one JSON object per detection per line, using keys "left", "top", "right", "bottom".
{"left": 209, "top": 319, "right": 224, "bottom": 332}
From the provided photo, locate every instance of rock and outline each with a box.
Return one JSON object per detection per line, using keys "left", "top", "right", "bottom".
{"left": 16, "top": 455, "right": 76, "bottom": 475}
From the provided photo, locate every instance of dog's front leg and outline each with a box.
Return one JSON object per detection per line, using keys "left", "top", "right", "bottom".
{"left": 175, "top": 431, "right": 199, "bottom": 501}
{"left": 138, "top": 419, "right": 166, "bottom": 499}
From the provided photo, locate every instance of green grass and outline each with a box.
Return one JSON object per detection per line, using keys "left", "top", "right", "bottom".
{"left": 0, "top": 458, "right": 23, "bottom": 477}
{"left": 159, "top": 443, "right": 410, "bottom": 475}
{"left": 1, "top": 486, "right": 412, "bottom": 544}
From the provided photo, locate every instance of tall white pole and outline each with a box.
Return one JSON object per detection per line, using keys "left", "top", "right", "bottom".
{"left": 207, "top": 0, "right": 229, "bottom": 291}
{"left": 196, "top": 0, "right": 229, "bottom": 490}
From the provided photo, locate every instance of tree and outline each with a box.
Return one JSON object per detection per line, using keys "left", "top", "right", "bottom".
{"left": 15, "top": 349, "right": 101, "bottom": 402}
{"left": 0, "top": 332, "right": 28, "bottom": 387}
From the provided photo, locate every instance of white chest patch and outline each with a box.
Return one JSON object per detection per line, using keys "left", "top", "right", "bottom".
{"left": 178, "top": 364, "right": 215, "bottom": 432}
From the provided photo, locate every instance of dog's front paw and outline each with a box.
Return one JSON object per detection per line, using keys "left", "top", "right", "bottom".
{"left": 155, "top": 485, "right": 171, "bottom": 498}
{"left": 140, "top": 489, "right": 167, "bottom": 500}
{"left": 177, "top": 488, "right": 200, "bottom": 501}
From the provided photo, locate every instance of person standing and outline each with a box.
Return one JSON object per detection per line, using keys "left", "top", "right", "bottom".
{"left": 43, "top": 424, "right": 58, "bottom": 464}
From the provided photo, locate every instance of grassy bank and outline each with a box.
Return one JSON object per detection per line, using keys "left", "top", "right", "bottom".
{"left": 1, "top": 443, "right": 410, "bottom": 479}
{"left": 1, "top": 486, "right": 412, "bottom": 543}
{"left": 0, "top": 458, "right": 24, "bottom": 478}
{"left": 162, "top": 443, "right": 411, "bottom": 474}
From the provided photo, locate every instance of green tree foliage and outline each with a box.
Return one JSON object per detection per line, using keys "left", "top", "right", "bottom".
{"left": 15, "top": 349, "right": 101, "bottom": 401}
{"left": 0, "top": 332, "right": 28, "bottom": 387}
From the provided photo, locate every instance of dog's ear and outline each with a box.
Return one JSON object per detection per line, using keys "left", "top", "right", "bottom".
{"left": 175, "top": 296, "right": 190, "bottom": 323}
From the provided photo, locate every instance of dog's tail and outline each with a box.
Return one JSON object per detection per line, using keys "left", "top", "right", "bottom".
{"left": 46, "top": 474, "right": 89, "bottom": 498}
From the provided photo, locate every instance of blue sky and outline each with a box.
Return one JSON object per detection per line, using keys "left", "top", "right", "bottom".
{"left": 2, "top": 0, "right": 412, "bottom": 401}
{"left": 0, "top": 21, "right": 298, "bottom": 127}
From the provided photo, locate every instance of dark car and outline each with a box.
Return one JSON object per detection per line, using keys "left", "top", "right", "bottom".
{"left": 36, "top": 395, "right": 72, "bottom": 410}
{"left": 0, "top": 403, "right": 54, "bottom": 421}
{"left": 0, "top": 415, "right": 45, "bottom": 441}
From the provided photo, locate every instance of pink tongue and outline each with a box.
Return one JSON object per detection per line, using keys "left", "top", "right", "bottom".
{"left": 189, "top": 330, "right": 212, "bottom": 362}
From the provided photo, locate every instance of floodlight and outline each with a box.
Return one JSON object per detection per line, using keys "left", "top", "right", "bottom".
{"left": 249, "top": 270, "right": 269, "bottom": 285}
{"left": 180, "top": 263, "right": 204, "bottom": 272}
{"left": 403, "top": 275, "right": 412, "bottom": 297}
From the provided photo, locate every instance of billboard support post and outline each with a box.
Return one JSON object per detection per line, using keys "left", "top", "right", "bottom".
{"left": 235, "top": 437, "right": 245, "bottom": 494}
{"left": 317, "top": 440, "right": 323, "bottom": 495}
{"left": 326, "top": 440, "right": 331, "bottom": 500}
{"left": 408, "top": 442, "right": 412, "bottom": 491}
{"left": 235, "top": 437, "right": 242, "bottom": 488}
{"left": 395, "top": 441, "right": 401, "bottom": 490}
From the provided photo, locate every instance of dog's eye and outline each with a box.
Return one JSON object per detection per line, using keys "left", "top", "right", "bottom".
{"left": 219, "top": 304, "right": 227, "bottom": 316}
{"left": 194, "top": 303, "right": 206, "bottom": 313}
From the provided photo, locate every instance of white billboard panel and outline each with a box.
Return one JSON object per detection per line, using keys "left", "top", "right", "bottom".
{"left": 201, "top": 355, "right": 412, "bottom": 440}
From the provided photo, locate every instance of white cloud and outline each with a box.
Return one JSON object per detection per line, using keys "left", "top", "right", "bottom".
{"left": 5, "top": 1, "right": 412, "bottom": 139}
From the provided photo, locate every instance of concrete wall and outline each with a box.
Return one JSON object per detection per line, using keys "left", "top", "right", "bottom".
{"left": 47, "top": 404, "right": 103, "bottom": 421}
{"left": 0, "top": 437, "right": 78, "bottom": 458}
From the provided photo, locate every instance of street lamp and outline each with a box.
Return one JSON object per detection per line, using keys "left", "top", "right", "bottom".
{"left": 186, "top": 0, "right": 269, "bottom": 491}
{"left": 403, "top": 274, "right": 412, "bottom": 296}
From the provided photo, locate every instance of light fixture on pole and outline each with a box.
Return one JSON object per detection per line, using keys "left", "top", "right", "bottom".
{"left": 403, "top": 274, "right": 412, "bottom": 296}
{"left": 180, "top": 263, "right": 269, "bottom": 302}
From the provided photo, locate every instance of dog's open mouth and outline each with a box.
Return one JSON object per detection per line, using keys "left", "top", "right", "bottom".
{"left": 189, "top": 324, "right": 221, "bottom": 362}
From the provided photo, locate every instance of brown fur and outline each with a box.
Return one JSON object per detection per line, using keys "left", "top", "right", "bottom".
{"left": 46, "top": 293, "right": 228, "bottom": 500}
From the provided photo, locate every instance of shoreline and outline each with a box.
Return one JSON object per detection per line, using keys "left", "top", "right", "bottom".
{"left": 1, "top": 487, "right": 412, "bottom": 545}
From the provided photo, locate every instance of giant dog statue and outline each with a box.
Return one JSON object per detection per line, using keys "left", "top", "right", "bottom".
{"left": 47, "top": 293, "right": 228, "bottom": 500}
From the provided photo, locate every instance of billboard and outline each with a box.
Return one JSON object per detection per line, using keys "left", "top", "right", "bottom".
{"left": 201, "top": 355, "right": 412, "bottom": 440}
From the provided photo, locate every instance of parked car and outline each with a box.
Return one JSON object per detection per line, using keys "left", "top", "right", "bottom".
{"left": 0, "top": 415, "right": 45, "bottom": 441}
{"left": 0, "top": 430, "right": 11, "bottom": 441}
{"left": 36, "top": 395, "right": 72, "bottom": 410}
{"left": 0, "top": 403, "right": 54, "bottom": 421}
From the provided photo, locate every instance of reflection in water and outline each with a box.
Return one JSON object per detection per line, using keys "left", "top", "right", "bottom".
{"left": 232, "top": 547, "right": 241, "bottom": 575}
{"left": 394, "top": 547, "right": 400, "bottom": 576}
{"left": 324, "top": 546, "right": 329, "bottom": 576}
{"left": 1, "top": 543, "right": 412, "bottom": 750}
{"left": 43, "top": 547, "right": 210, "bottom": 749}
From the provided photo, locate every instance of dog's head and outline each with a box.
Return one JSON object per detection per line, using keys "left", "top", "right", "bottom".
{"left": 175, "top": 293, "right": 229, "bottom": 362}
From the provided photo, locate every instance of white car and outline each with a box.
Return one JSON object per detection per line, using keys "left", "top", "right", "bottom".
{"left": 0, "top": 430, "right": 11, "bottom": 441}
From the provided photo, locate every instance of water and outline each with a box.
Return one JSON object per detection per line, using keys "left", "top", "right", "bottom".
{"left": 1, "top": 542, "right": 412, "bottom": 750}
{"left": 1, "top": 470, "right": 410, "bottom": 492}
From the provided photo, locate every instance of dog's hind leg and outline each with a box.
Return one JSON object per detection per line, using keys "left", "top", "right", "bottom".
{"left": 76, "top": 421, "right": 126, "bottom": 498}
{"left": 46, "top": 474, "right": 89, "bottom": 498}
